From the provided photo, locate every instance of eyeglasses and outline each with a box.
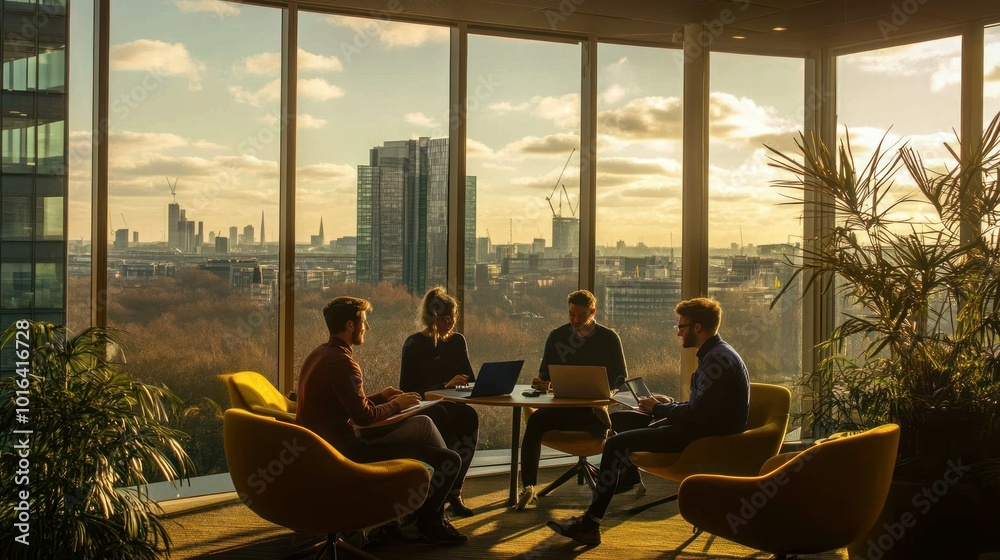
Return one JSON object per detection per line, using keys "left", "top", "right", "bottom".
{"left": 675, "top": 323, "right": 694, "bottom": 332}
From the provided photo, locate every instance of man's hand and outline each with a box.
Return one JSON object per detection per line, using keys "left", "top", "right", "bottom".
{"left": 653, "top": 394, "right": 675, "bottom": 404}
{"left": 390, "top": 392, "right": 420, "bottom": 409}
{"left": 444, "top": 374, "right": 469, "bottom": 389}
{"left": 380, "top": 386, "right": 403, "bottom": 400}
{"left": 638, "top": 397, "right": 660, "bottom": 413}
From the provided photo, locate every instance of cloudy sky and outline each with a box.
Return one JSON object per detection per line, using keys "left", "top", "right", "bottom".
{"left": 66, "top": 1, "right": 1000, "bottom": 248}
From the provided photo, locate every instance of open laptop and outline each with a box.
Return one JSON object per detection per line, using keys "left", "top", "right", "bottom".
{"left": 548, "top": 365, "right": 611, "bottom": 399}
{"left": 613, "top": 376, "right": 654, "bottom": 410}
{"left": 460, "top": 360, "right": 524, "bottom": 398}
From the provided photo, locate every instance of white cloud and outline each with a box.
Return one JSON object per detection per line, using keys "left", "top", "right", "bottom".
{"left": 230, "top": 78, "right": 343, "bottom": 106}
{"left": 502, "top": 133, "right": 579, "bottom": 157}
{"left": 490, "top": 101, "right": 531, "bottom": 113}
{"left": 192, "top": 139, "right": 226, "bottom": 150}
{"left": 172, "top": 0, "right": 240, "bottom": 18}
{"left": 298, "top": 163, "right": 356, "bottom": 184}
{"left": 466, "top": 138, "right": 495, "bottom": 158}
{"left": 709, "top": 92, "right": 800, "bottom": 148}
{"left": 298, "top": 114, "right": 329, "bottom": 129}
{"left": 405, "top": 112, "right": 439, "bottom": 128}
{"left": 842, "top": 38, "right": 961, "bottom": 92}
{"left": 599, "top": 96, "right": 682, "bottom": 139}
{"left": 300, "top": 78, "right": 345, "bottom": 101}
{"left": 534, "top": 93, "right": 580, "bottom": 129}
{"left": 601, "top": 84, "right": 628, "bottom": 105}
{"left": 110, "top": 39, "right": 207, "bottom": 90}
{"left": 261, "top": 113, "right": 327, "bottom": 129}
{"left": 229, "top": 80, "right": 280, "bottom": 106}
{"left": 237, "top": 48, "right": 343, "bottom": 75}
{"left": 323, "top": 15, "right": 449, "bottom": 48}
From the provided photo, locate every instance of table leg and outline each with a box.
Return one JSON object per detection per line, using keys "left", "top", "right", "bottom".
{"left": 509, "top": 407, "right": 521, "bottom": 506}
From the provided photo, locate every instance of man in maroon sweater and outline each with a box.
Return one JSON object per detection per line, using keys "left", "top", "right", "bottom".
{"left": 296, "top": 296, "right": 467, "bottom": 545}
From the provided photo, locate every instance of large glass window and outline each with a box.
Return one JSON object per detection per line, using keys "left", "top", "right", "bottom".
{"left": 464, "top": 35, "right": 580, "bottom": 447}
{"left": 830, "top": 37, "right": 962, "bottom": 430}
{"left": 595, "top": 43, "right": 684, "bottom": 397}
{"left": 66, "top": 0, "right": 93, "bottom": 333}
{"left": 293, "top": 12, "right": 450, "bottom": 399}
{"left": 108, "top": 0, "right": 281, "bottom": 486}
{"left": 986, "top": 24, "right": 1000, "bottom": 125}
{"left": 709, "top": 53, "right": 804, "bottom": 433}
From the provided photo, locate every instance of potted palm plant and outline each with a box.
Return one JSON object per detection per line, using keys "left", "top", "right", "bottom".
{"left": 767, "top": 113, "right": 1000, "bottom": 558}
{"left": 0, "top": 322, "right": 194, "bottom": 559}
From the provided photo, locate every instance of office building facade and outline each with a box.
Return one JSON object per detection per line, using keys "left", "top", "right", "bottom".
{"left": 356, "top": 137, "right": 476, "bottom": 295}
{"left": 0, "top": 0, "right": 68, "bottom": 335}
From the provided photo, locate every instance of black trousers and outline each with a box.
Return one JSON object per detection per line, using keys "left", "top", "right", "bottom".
{"left": 419, "top": 401, "right": 479, "bottom": 491}
{"left": 519, "top": 407, "right": 609, "bottom": 487}
{"left": 350, "top": 417, "right": 462, "bottom": 518}
{"left": 585, "top": 410, "right": 701, "bottom": 520}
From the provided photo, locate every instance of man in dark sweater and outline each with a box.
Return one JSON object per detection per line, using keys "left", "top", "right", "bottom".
{"left": 514, "top": 289, "right": 628, "bottom": 510}
{"left": 296, "top": 296, "right": 468, "bottom": 545}
{"left": 546, "top": 297, "right": 750, "bottom": 546}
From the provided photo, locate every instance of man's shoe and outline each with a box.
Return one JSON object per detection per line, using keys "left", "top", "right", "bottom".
{"left": 447, "top": 493, "right": 475, "bottom": 517}
{"left": 546, "top": 516, "right": 602, "bottom": 546}
{"left": 513, "top": 485, "right": 537, "bottom": 511}
{"left": 416, "top": 514, "right": 468, "bottom": 545}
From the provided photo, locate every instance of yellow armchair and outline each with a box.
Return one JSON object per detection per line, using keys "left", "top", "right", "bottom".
{"left": 628, "top": 382, "right": 791, "bottom": 514}
{"left": 221, "top": 371, "right": 297, "bottom": 422}
{"left": 677, "top": 424, "right": 900, "bottom": 559}
{"left": 224, "top": 408, "right": 430, "bottom": 558}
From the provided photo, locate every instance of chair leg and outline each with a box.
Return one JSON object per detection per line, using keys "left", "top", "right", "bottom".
{"left": 626, "top": 492, "right": 678, "bottom": 515}
{"left": 539, "top": 456, "right": 591, "bottom": 497}
{"left": 335, "top": 538, "right": 380, "bottom": 560}
{"left": 311, "top": 535, "right": 335, "bottom": 560}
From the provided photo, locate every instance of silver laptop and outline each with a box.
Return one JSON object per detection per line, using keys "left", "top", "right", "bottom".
{"left": 548, "top": 365, "right": 611, "bottom": 399}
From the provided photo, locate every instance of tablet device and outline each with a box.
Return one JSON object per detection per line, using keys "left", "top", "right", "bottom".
{"left": 625, "top": 376, "right": 653, "bottom": 401}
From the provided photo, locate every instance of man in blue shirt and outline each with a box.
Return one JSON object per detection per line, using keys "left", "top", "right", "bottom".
{"left": 547, "top": 297, "right": 750, "bottom": 546}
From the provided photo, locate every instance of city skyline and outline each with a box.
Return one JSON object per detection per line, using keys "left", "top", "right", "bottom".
{"left": 64, "top": 1, "right": 1000, "bottom": 250}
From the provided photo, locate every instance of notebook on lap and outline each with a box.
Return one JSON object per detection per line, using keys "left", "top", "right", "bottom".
{"left": 462, "top": 360, "right": 524, "bottom": 398}
{"left": 548, "top": 365, "right": 611, "bottom": 399}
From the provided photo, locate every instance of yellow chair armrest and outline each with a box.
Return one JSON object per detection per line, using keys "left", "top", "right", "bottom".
{"left": 758, "top": 451, "right": 801, "bottom": 475}
{"left": 249, "top": 404, "right": 296, "bottom": 422}
{"left": 666, "top": 422, "right": 786, "bottom": 479}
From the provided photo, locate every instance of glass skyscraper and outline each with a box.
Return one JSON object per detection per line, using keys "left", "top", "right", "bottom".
{"left": 356, "top": 137, "right": 475, "bottom": 295}
{"left": 1, "top": 0, "right": 68, "bottom": 337}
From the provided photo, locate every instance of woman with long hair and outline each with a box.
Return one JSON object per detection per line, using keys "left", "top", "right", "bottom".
{"left": 400, "top": 287, "right": 481, "bottom": 517}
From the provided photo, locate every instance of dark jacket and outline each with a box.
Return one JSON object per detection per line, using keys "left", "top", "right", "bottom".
{"left": 652, "top": 334, "right": 750, "bottom": 437}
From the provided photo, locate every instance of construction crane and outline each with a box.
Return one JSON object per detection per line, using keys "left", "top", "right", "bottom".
{"left": 120, "top": 213, "right": 128, "bottom": 229}
{"left": 166, "top": 177, "right": 178, "bottom": 202}
{"left": 545, "top": 149, "right": 577, "bottom": 218}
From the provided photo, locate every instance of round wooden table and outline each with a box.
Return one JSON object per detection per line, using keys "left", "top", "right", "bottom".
{"left": 425, "top": 384, "right": 614, "bottom": 506}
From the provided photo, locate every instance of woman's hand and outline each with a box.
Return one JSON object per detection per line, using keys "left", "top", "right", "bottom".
{"left": 444, "top": 375, "right": 469, "bottom": 389}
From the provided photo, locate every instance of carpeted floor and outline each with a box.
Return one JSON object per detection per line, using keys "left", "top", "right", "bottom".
{"left": 162, "top": 468, "right": 849, "bottom": 559}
